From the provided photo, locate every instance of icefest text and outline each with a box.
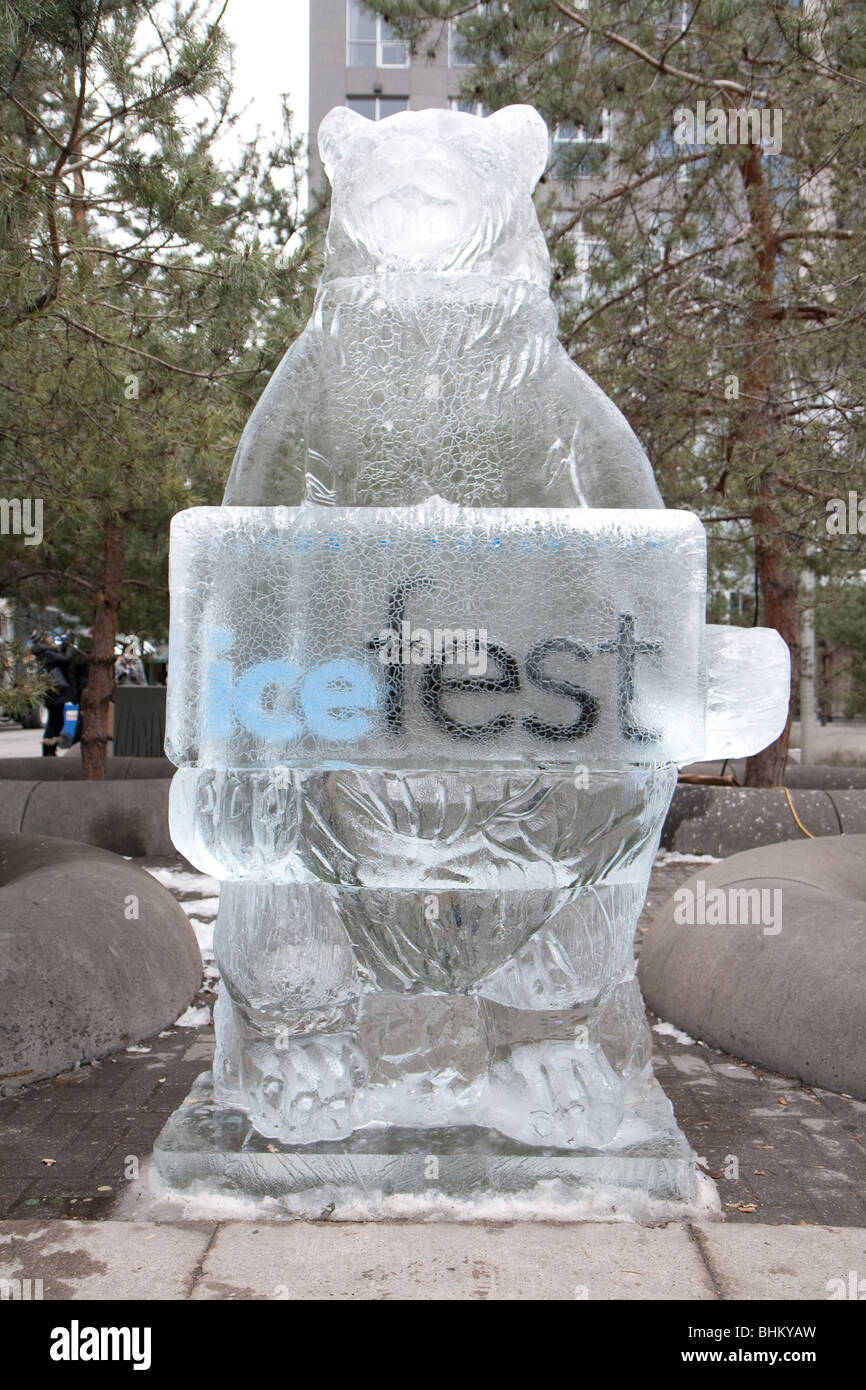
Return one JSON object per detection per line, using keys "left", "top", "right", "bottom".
{"left": 202, "top": 606, "right": 662, "bottom": 747}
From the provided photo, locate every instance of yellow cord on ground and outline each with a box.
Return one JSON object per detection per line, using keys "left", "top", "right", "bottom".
{"left": 781, "top": 786, "right": 815, "bottom": 838}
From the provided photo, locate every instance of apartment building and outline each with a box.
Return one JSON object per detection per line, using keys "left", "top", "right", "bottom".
{"left": 308, "top": 1, "right": 610, "bottom": 296}
{"left": 308, "top": 0, "right": 473, "bottom": 190}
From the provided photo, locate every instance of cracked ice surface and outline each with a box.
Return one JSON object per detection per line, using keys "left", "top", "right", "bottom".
{"left": 159, "top": 104, "right": 789, "bottom": 1168}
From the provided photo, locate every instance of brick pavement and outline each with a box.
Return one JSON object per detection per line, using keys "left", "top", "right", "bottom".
{"left": 0, "top": 854, "right": 863, "bottom": 1226}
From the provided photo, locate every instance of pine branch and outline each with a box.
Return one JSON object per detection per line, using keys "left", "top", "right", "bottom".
{"left": 553, "top": 2, "right": 768, "bottom": 99}
{"left": 51, "top": 313, "right": 263, "bottom": 381}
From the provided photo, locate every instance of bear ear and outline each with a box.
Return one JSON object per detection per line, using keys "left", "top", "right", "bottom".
{"left": 485, "top": 105, "right": 550, "bottom": 187}
{"left": 318, "top": 106, "right": 373, "bottom": 181}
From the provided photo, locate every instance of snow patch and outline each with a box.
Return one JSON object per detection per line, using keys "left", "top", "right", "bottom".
{"left": 654, "top": 850, "right": 722, "bottom": 866}
{"left": 126, "top": 1162, "right": 721, "bottom": 1226}
{"left": 145, "top": 867, "right": 221, "bottom": 894}
{"left": 188, "top": 918, "right": 215, "bottom": 962}
{"left": 653, "top": 1020, "right": 698, "bottom": 1046}
{"left": 181, "top": 896, "right": 220, "bottom": 919}
{"left": 175, "top": 1005, "right": 212, "bottom": 1028}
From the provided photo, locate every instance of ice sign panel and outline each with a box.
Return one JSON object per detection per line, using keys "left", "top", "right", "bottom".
{"left": 166, "top": 501, "right": 707, "bottom": 770}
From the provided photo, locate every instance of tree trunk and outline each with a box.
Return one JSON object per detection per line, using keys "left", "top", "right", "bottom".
{"left": 730, "top": 141, "right": 797, "bottom": 787}
{"left": 80, "top": 519, "right": 125, "bottom": 779}
{"left": 744, "top": 493, "right": 799, "bottom": 786}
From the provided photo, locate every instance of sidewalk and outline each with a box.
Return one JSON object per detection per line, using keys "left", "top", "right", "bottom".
{"left": 1, "top": 854, "right": 864, "bottom": 1301}
{"left": 0, "top": 727, "right": 45, "bottom": 758}
{"left": 0, "top": 1216, "right": 863, "bottom": 1299}
{"left": 1, "top": 855, "right": 863, "bottom": 1229}
{"left": 788, "top": 718, "right": 866, "bottom": 765}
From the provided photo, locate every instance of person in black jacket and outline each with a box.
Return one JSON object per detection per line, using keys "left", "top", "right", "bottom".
{"left": 29, "top": 631, "right": 89, "bottom": 755}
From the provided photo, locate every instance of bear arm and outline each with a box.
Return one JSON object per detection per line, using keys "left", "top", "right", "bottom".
{"left": 222, "top": 337, "right": 312, "bottom": 507}
{"left": 561, "top": 357, "right": 664, "bottom": 509}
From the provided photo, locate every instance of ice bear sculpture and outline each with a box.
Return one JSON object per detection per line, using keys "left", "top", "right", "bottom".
{"left": 224, "top": 105, "right": 663, "bottom": 512}
{"left": 159, "top": 105, "right": 789, "bottom": 1203}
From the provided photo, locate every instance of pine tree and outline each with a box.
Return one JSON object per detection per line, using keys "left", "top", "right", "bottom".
{"left": 0, "top": 0, "right": 319, "bottom": 775}
{"left": 367, "top": 0, "right": 866, "bottom": 784}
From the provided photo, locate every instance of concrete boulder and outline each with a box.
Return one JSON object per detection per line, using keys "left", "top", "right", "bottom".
{"left": 0, "top": 834, "right": 202, "bottom": 1089}
{"left": 0, "top": 754, "right": 173, "bottom": 780}
{"left": 683, "top": 761, "right": 866, "bottom": 790}
{"left": 0, "top": 779, "right": 173, "bottom": 857}
{"left": 661, "top": 784, "right": 861, "bottom": 857}
{"left": 638, "top": 836, "right": 866, "bottom": 1098}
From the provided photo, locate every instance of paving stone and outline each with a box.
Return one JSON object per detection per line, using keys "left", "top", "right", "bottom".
{"left": 147, "top": 1082, "right": 205, "bottom": 1113}
{"left": 809, "top": 1088, "right": 866, "bottom": 1123}
{"left": 695, "top": 1222, "right": 866, "bottom": 1300}
{"left": 104, "top": 1065, "right": 181, "bottom": 1110}
{"left": 1, "top": 856, "right": 863, "bottom": 1228}
{"left": 192, "top": 1221, "right": 716, "bottom": 1301}
{"left": 0, "top": 1219, "right": 214, "bottom": 1299}
{"left": 99, "top": 1123, "right": 173, "bottom": 1177}
{"left": 648, "top": 1018, "right": 866, "bottom": 1227}
{"left": 49, "top": 1118, "right": 131, "bottom": 1179}
{"left": 0, "top": 1179, "right": 34, "bottom": 1218}
{"left": 9, "top": 1178, "right": 127, "bottom": 1221}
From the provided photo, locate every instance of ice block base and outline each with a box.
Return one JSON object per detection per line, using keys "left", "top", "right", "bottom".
{"left": 153, "top": 1071, "right": 700, "bottom": 1212}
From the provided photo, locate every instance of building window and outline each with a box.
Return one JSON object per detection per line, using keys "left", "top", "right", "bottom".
{"left": 557, "top": 221, "right": 605, "bottom": 304}
{"left": 553, "top": 111, "right": 611, "bottom": 146}
{"left": 449, "top": 18, "right": 474, "bottom": 67}
{"left": 728, "top": 591, "right": 753, "bottom": 619}
{"left": 551, "top": 111, "right": 611, "bottom": 180}
{"left": 347, "top": 95, "right": 409, "bottom": 120}
{"left": 449, "top": 5, "right": 501, "bottom": 67}
{"left": 653, "top": 129, "right": 692, "bottom": 186}
{"left": 449, "top": 97, "right": 490, "bottom": 118}
{"left": 347, "top": 1, "right": 409, "bottom": 67}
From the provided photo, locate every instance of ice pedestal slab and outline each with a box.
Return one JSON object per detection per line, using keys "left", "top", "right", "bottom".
{"left": 154, "top": 1071, "right": 698, "bottom": 1210}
